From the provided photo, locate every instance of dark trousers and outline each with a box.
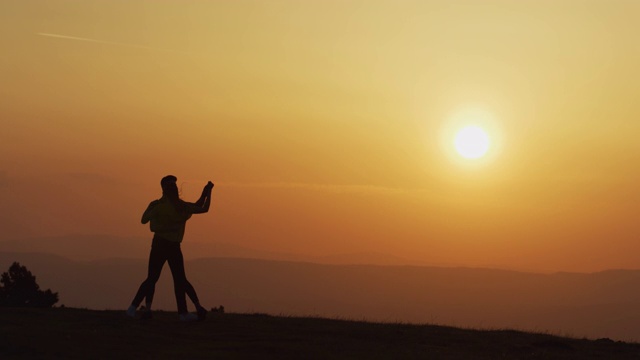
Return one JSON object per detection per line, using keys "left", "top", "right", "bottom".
{"left": 132, "top": 235, "right": 200, "bottom": 314}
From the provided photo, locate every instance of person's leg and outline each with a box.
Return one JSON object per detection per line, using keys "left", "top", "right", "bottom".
{"left": 129, "top": 238, "right": 167, "bottom": 315}
{"left": 167, "top": 243, "right": 189, "bottom": 315}
{"left": 185, "top": 279, "right": 208, "bottom": 320}
{"left": 185, "top": 280, "right": 200, "bottom": 307}
{"left": 173, "top": 255, "right": 207, "bottom": 320}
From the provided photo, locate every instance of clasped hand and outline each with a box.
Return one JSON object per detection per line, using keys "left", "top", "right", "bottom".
{"left": 202, "top": 181, "right": 214, "bottom": 197}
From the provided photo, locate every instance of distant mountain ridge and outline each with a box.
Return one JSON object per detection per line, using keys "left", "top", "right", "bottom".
{"left": 0, "top": 234, "right": 422, "bottom": 266}
{"left": 2, "top": 251, "right": 640, "bottom": 342}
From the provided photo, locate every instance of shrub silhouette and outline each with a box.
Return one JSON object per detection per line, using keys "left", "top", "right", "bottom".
{"left": 0, "top": 262, "right": 58, "bottom": 307}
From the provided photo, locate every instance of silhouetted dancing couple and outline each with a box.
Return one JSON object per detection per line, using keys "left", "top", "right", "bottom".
{"left": 127, "top": 175, "right": 213, "bottom": 321}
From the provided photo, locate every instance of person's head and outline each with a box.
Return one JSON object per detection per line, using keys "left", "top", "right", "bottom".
{"left": 160, "top": 175, "right": 179, "bottom": 199}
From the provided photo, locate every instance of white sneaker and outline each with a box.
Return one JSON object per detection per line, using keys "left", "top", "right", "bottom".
{"left": 126, "top": 305, "right": 137, "bottom": 318}
{"left": 179, "top": 312, "right": 198, "bottom": 322}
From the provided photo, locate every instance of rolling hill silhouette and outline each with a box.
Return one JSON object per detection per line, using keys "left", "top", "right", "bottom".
{"left": 2, "top": 251, "right": 640, "bottom": 342}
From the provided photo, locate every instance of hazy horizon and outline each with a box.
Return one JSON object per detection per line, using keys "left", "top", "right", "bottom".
{"left": 3, "top": 234, "right": 640, "bottom": 274}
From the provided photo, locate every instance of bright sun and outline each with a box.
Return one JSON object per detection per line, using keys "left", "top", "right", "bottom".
{"left": 454, "top": 126, "right": 490, "bottom": 159}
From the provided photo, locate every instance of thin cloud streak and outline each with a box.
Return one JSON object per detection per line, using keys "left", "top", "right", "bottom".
{"left": 36, "top": 32, "right": 180, "bottom": 53}
{"left": 217, "top": 182, "right": 423, "bottom": 195}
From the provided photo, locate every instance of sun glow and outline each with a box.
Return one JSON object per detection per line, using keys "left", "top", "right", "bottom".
{"left": 454, "top": 126, "right": 490, "bottom": 159}
{"left": 440, "top": 107, "right": 500, "bottom": 164}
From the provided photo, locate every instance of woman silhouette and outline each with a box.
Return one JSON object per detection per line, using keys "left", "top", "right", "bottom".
{"left": 127, "top": 175, "right": 213, "bottom": 321}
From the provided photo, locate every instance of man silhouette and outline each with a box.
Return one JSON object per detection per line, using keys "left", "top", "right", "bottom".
{"left": 127, "top": 175, "right": 213, "bottom": 321}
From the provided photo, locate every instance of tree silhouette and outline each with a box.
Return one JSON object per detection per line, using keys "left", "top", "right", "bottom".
{"left": 0, "top": 262, "right": 58, "bottom": 307}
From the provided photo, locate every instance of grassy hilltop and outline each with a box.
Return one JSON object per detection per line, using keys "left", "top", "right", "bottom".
{"left": 2, "top": 308, "right": 640, "bottom": 359}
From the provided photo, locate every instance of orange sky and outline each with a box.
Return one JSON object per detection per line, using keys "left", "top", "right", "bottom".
{"left": 1, "top": 0, "right": 640, "bottom": 272}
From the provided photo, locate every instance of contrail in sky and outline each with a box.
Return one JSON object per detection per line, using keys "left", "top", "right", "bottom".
{"left": 180, "top": 180, "right": 423, "bottom": 195}
{"left": 36, "top": 32, "right": 178, "bottom": 53}
{"left": 220, "top": 182, "right": 413, "bottom": 194}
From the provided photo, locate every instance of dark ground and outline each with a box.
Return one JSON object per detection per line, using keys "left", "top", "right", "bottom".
{"left": 1, "top": 308, "right": 639, "bottom": 359}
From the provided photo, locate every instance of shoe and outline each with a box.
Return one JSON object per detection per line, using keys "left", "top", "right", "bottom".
{"left": 141, "top": 310, "right": 153, "bottom": 320}
{"left": 126, "top": 305, "right": 137, "bottom": 318}
{"left": 196, "top": 306, "right": 208, "bottom": 321}
{"left": 179, "top": 313, "right": 198, "bottom": 322}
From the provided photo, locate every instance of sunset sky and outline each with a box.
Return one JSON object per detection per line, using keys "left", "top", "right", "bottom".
{"left": 2, "top": 0, "right": 640, "bottom": 272}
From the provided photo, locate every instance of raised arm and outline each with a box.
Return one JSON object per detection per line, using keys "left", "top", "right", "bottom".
{"left": 189, "top": 181, "right": 214, "bottom": 214}
{"left": 194, "top": 183, "right": 209, "bottom": 207}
